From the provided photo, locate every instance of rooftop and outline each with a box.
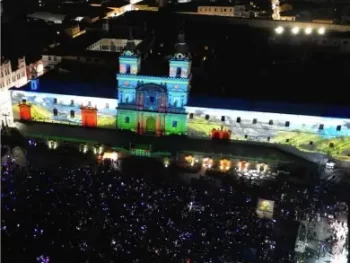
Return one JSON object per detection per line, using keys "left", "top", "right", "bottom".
{"left": 44, "top": 22, "right": 149, "bottom": 56}
{"left": 188, "top": 96, "right": 350, "bottom": 119}
{"left": 105, "top": 0, "right": 131, "bottom": 8}
{"left": 11, "top": 65, "right": 116, "bottom": 99}
{"left": 34, "top": 3, "right": 110, "bottom": 19}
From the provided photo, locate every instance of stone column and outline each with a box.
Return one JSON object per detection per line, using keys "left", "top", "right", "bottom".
{"left": 140, "top": 112, "right": 144, "bottom": 134}
{"left": 136, "top": 92, "right": 139, "bottom": 107}
{"left": 135, "top": 112, "right": 139, "bottom": 134}
{"left": 140, "top": 93, "right": 144, "bottom": 109}
{"left": 156, "top": 114, "right": 160, "bottom": 136}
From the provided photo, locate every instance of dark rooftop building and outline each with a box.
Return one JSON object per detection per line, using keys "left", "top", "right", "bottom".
{"left": 12, "top": 64, "right": 116, "bottom": 98}
{"left": 187, "top": 96, "right": 350, "bottom": 119}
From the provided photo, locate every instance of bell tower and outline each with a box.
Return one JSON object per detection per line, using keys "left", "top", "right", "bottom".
{"left": 169, "top": 32, "right": 191, "bottom": 79}
{"left": 119, "top": 29, "right": 141, "bottom": 75}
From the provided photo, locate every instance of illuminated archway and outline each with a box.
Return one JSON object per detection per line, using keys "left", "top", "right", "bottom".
{"left": 146, "top": 117, "right": 156, "bottom": 132}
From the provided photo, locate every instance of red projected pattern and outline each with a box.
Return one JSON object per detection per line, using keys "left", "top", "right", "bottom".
{"left": 210, "top": 128, "right": 231, "bottom": 140}
{"left": 18, "top": 103, "right": 32, "bottom": 121}
{"left": 81, "top": 106, "right": 97, "bottom": 127}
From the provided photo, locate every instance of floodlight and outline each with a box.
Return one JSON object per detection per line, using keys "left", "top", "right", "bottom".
{"left": 291, "top": 27, "right": 300, "bottom": 35}
{"left": 318, "top": 27, "right": 325, "bottom": 35}
{"left": 275, "top": 26, "right": 284, "bottom": 34}
{"left": 305, "top": 27, "right": 312, "bottom": 35}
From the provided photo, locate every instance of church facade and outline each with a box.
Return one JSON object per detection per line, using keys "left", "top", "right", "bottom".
{"left": 116, "top": 33, "right": 191, "bottom": 135}
{"left": 8, "top": 33, "right": 350, "bottom": 159}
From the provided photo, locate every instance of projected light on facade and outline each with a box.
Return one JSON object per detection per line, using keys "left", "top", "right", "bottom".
{"left": 8, "top": 31, "right": 350, "bottom": 160}
{"left": 116, "top": 32, "right": 191, "bottom": 136}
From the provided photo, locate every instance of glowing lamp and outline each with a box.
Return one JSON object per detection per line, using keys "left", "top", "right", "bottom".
{"left": 48, "top": 140, "right": 58, "bottom": 150}
{"left": 185, "top": 155, "right": 194, "bottom": 166}
{"left": 291, "top": 27, "right": 300, "bottom": 35}
{"left": 220, "top": 159, "right": 231, "bottom": 171}
{"left": 275, "top": 26, "right": 284, "bottom": 34}
{"left": 202, "top": 157, "right": 213, "bottom": 169}
{"left": 80, "top": 144, "right": 88, "bottom": 153}
{"left": 318, "top": 27, "right": 325, "bottom": 35}
{"left": 164, "top": 157, "right": 169, "bottom": 168}
{"left": 102, "top": 152, "right": 118, "bottom": 161}
{"left": 304, "top": 27, "right": 312, "bottom": 35}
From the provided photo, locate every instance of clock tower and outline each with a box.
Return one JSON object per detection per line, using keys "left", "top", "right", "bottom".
{"left": 169, "top": 32, "right": 191, "bottom": 79}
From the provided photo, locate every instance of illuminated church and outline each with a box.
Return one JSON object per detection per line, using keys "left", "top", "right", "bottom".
{"left": 116, "top": 32, "right": 190, "bottom": 135}
{"left": 9, "top": 32, "right": 350, "bottom": 159}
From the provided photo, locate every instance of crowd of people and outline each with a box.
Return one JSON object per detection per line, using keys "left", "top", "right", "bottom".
{"left": 1, "top": 135, "right": 349, "bottom": 263}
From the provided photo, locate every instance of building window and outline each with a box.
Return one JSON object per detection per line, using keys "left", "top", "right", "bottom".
{"left": 268, "top": 120, "right": 273, "bottom": 125}
{"left": 319, "top": 124, "right": 324, "bottom": 130}
{"left": 149, "top": 96, "right": 155, "bottom": 104}
{"left": 176, "top": 67, "right": 181, "bottom": 78}
{"left": 285, "top": 121, "right": 290, "bottom": 127}
{"left": 336, "top": 125, "right": 341, "bottom": 131}
{"left": 70, "top": 100, "right": 74, "bottom": 106}
{"left": 189, "top": 113, "right": 194, "bottom": 119}
{"left": 53, "top": 98, "right": 57, "bottom": 104}
{"left": 70, "top": 110, "right": 75, "bottom": 118}
{"left": 22, "top": 99, "right": 27, "bottom": 103}
{"left": 236, "top": 117, "right": 241, "bottom": 123}
{"left": 126, "top": 64, "right": 131, "bottom": 74}
{"left": 221, "top": 116, "right": 225, "bottom": 122}
{"left": 125, "top": 117, "right": 130, "bottom": 123}
{"left": 252, "top": 118, "right": 257, "bottom": 124}
{"left": 205, "top": 114, "right": 210, "bottom": 120}
{"left": 172, "top": 121, "right": 178, "bottom": 128}
{"left": 53, "top": 108, "right": 58, "bottom": 116}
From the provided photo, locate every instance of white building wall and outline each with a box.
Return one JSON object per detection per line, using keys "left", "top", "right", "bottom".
{"left": 0, "top": 58, "right": 28, "bottom": 127}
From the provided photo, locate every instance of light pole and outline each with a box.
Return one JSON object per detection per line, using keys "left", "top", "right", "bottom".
{"left": 2, "top": 113, "right": 9, "bottom": 127}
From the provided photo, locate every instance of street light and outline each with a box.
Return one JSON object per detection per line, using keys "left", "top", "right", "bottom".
{"left": 318, "top": 27, "right": 325, "bottom": 35}
{"left": 275, "top": 26, "right": 284, "bottom": 34}
{"left": 2, "top": 113, "right": 9, "bottom": 127}
{"left": 304, "top": 27, "right": 312, "bottom": 35}
{"left": 291, "top": 27, "right": 300, "bottom": 35}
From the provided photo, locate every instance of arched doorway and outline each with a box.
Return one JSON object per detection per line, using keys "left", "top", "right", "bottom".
{"left": 146, "top": 117, "right": 156, "bottom": 133}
